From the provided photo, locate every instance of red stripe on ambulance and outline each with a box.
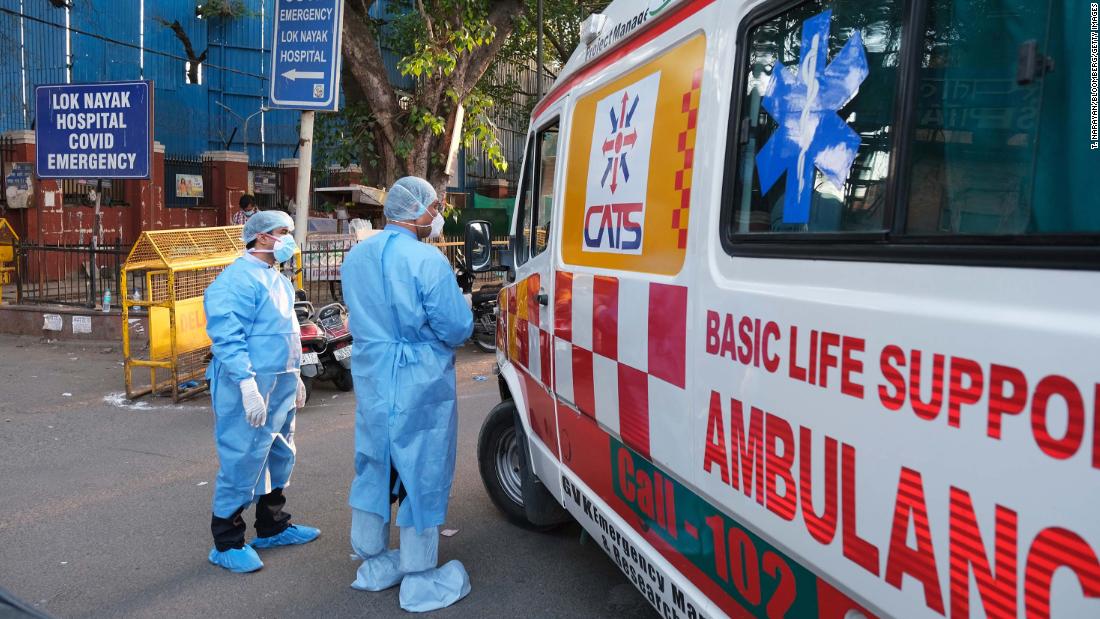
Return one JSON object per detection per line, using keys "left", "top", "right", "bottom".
{"left": 533, "top": 0, "right": 717, "bottom": 118}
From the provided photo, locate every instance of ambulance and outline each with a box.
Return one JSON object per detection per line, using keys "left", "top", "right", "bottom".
{"left": 464, "top": 0, "right": 1098, "bottom": 617}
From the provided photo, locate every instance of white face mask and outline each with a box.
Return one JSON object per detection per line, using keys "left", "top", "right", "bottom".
{"left": 427, "top": 212, "right": 444, "bottom": 239}
{"left": 412, "top": 210, "right": 445, "bottom": 239}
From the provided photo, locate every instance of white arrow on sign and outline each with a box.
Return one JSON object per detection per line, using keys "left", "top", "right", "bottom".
{"left": 282, "top": 69, "right": 325, "bottom": 81}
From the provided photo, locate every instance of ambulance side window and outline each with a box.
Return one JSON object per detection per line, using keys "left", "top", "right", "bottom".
{"left": 532, "top": 125, "right": 560, "bottom": 257}
{"left": 515, "top": 136, "right": 535, "bottom": 267}
{"left": 906, "top": 0, "right": 1097, "bottom": 235}
{"left": 514, "top": 121, "right": 560, "bottom": 265}
{"left": 730, "top": 1, "right": 906, "bottom": 234}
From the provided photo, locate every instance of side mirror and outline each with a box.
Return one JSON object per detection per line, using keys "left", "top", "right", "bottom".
{"left": 464, "top": 220, "right": 493, "bottom": 273}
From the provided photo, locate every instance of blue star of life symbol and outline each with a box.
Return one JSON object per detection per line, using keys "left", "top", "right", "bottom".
{"left": 755, "top": 10, "right": 869, "bottom": 225}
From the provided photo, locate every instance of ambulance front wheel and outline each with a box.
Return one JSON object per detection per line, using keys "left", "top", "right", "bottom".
{"left": 478, "top": 400, "right": 527, "bottom": 525}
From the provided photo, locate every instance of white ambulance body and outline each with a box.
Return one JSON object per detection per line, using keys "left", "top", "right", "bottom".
{"left": 470, "top": 0, "right": 1099, "bottom": 617}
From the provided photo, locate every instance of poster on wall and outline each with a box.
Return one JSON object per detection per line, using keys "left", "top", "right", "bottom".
{"left": 175, "top": 174, "right": 204, "bottom": 199}
{"left": 4, "top": 162, "right": 33, "bottom": 209}
{"left": 252, "top": 171, "right": 276, "bottom": 195}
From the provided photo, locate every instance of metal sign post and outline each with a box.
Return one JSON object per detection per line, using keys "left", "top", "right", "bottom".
{"left": 269, "top": 0, "right": 345, "bottom": 245}
{"left": 294, "top": 111, "right": 315, "bottom": 247}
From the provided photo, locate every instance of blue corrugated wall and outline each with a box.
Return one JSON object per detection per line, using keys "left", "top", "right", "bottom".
{"left": 0, "top": 0, "right": 302, "bottom": 163}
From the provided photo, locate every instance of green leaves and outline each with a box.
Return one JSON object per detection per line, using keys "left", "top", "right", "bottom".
{"left": 398, "top": 41, "right": 459, "bottom": 78}
{"left": 314, "top": 102, "right": 380, "bottom": 170}
{"left": 393, "top": 4, "right": 498, "bottom": 80}
{"left": 462, "top": 90, "right": 508, "bottom": 172}
{"left": 410, "top": 106, "right": 447, "bottom": 136}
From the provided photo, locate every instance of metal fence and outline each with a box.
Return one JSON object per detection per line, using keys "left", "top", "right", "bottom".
{"left": 249, "top": 163, "right": 282, "bottom": 210}
{"left": 165, "top": 155, "right": 205, "bottom": 208}
{"left": 61, "top": 178, "right": 121, "bottom": 206}
{"left": 15, "top": 242, "right": 145, "bottom": 309}
{"left": 12, "top": 234, "right": 506, "bottom": 310}
{"left": 295, "top": 235, "right": 510, "bottom": 307}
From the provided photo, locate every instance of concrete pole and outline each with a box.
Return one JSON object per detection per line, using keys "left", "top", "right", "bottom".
{"left": 536, "top": 0, "right": 543, "bottom": 99}
{"left": 294, "top": 111, "right": 314, "bottom": 246}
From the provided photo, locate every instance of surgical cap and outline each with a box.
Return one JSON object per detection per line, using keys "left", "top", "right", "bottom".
{"left": 242, "top": 209, "right": 294, "bottom": 244}
{"left": 384, "top": 177, "right": 437, "bottom": 221}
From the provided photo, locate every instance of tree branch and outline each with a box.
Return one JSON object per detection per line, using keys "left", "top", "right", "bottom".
{"left": 155, "top": 18, "right": 208, "bottom": 83}
{"left": 415, "top": 0, "right": 435, "bottom": 40}
{"left": 459, "top": 0, "right": 525, "bottom": 98}
{"left": 542, "top": 26, "right": 571, "bottom": 66}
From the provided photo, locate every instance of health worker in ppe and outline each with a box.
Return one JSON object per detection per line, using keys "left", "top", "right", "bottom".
{"left": 203, "top": 209, "right": 319, "bottom": 573}
{"left": 341, "top": 176, "right": 473, "bottom": 612}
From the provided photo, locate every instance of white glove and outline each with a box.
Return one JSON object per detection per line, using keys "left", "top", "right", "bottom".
{"left": 463, "top": 293, "right": 473, "bottom": 309}
{"left": 295, "top": 376, "right": 308, "bottom": 408}
{"left": 240, "top": 377, "right": 267, "bottom": 428}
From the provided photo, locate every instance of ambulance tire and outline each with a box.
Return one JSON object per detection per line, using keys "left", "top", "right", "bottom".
{"left": 478, "top": 401, "right": 528, "bottom": 526}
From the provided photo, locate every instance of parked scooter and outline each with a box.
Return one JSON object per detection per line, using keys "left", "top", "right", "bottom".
{"left": 295, "top": 290, "right": 325, "bottom": 404}
{"left": 315, "top": 301, "right": 354, "bottom": 392}
{"left": 294, "top": 289, "right": 355, "bottom": 402}
{"left": 454, "top": 251, "right": 500, "bottom": 353}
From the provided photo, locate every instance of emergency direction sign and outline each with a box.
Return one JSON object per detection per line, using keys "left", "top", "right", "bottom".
{"left": 270, "top": 0, "right": 344, "bottom": 111}
{"left": 35, "top": 81, "right": 152, "bottom": 179}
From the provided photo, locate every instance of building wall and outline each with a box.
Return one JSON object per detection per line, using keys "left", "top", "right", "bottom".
{"left": 0, "top": 0, "right": 299, "bottom": 163}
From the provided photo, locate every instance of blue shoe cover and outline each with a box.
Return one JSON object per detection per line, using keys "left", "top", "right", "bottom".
{"left": 351, "top": 549, "right": 404, "bottom": 592}
{"left": 208, "top": 545, "right": 263, "bottom": 573}
{"left": 351, "top": 509, "right": 388, "bottom": 560}
{"left": 399, "top": 560, "right": 471, "bottom": 612}
{"left": 252, "top": 524, "right": 321, "bottom": 549}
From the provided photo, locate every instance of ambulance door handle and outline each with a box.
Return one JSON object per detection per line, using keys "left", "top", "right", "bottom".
{"left": 537, "top": 289, "right": 548, "bottom": 306}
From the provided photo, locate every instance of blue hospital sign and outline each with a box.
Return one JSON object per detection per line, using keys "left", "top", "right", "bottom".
{"left": 270, "top": 0, "right": 344, "bottom": 111}
{"left": 35, "top": 81, "right": 152, "bottom": 179}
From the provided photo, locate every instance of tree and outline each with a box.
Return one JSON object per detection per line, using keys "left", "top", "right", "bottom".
{"left": 335, "top": 0, "right": 526, "bottom": 192}
{"left": 325, "top": 0, "right": 612, "bottom": 192}
{"left": 155, "top": 2, "right": 255, "bottom": 85}
{"left": 479, "top": 0, "right": 611, "bottom": 128}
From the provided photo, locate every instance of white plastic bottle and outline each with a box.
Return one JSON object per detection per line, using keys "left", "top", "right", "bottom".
{"left": 102, "top": 289, "right": 111, "bottom": 313}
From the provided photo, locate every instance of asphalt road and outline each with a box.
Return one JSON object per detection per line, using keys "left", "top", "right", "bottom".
{"left": 0, "top": 335, "right": 656, "bottom": 618}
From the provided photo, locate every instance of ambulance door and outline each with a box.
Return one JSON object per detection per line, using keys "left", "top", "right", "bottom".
{"left": 507, "top": 106, "right": 567, "bottom": 485}
{"left": 551, "top": 30, "right": 705, "bottom": 549}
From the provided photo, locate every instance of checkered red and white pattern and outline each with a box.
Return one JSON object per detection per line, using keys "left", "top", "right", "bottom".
{"left": 551, "top": 271, "right": 691, "bottom": 473}
{"left": 507, "top": 273, "right": 553, "bottom": 388}
{"left": 506, "top": 270, "right": 692, "bottom": 473}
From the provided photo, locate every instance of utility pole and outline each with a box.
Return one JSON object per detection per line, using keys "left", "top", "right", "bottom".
{"left": 536, "top": 0, "right": 544, "bottom": 99}
{"left": 293, "top": 112, "right": 314, "bottom": 247}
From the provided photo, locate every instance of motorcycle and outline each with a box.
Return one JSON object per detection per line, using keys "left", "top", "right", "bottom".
{"left": 454, "top": 251, "right": 500, "bottom": 353}
{"left": 314, "top": 301, "right": 355, "bottom": 392}
{"left": 295, "top": 290, "right": 325, "bottom": 404}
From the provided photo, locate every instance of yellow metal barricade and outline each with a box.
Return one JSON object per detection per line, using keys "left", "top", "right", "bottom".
{"left": 121, "top": 225, "right": 303, "bottom": 402}
{"left": 0, "top": 219, "right": 19, "bottom": 303}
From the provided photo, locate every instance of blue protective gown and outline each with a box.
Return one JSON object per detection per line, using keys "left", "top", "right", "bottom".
{"left": 204, "top": 253, "right": 302, "bottom": 519}
{"left": 342, "top": 225, "right": 473, "bottom": 532}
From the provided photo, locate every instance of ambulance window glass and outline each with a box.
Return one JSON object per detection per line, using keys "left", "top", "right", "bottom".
{"left": 515, "top": 135, "right": 536, "bottom": 266}
{"left": 905, "top": 0, "right": 1098, "bottom": 235}
{"left": 533, "top": 124, "right": 560, "bottom": 257}
{"left": 732, "top": 2, "right": 905, "bottom": 234}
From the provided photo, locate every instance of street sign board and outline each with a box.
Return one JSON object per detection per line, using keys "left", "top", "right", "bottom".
{"left": 270, "top": 0, "right": 344, "bottom": 111}
{"left": 35, "top": 80, "right": 153, "bottom": 179}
